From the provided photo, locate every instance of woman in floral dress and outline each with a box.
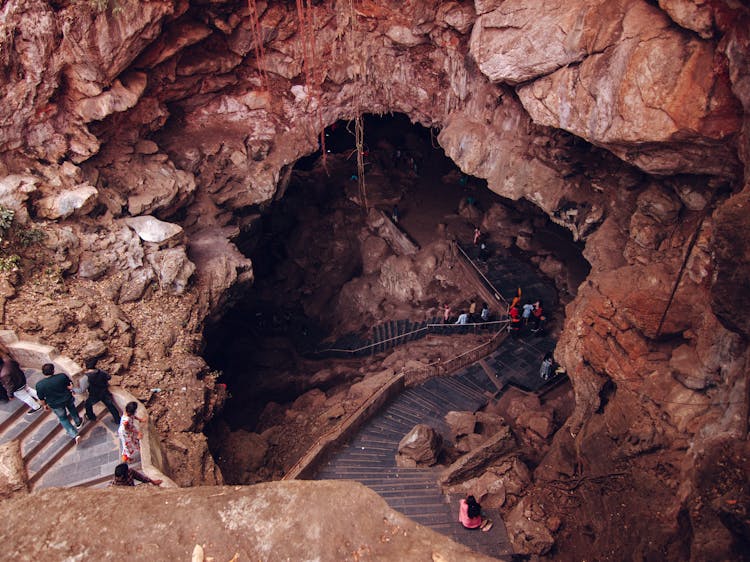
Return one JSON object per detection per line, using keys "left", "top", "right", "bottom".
{"left": 118, "top": 401, "right": 143, "bottom": 462}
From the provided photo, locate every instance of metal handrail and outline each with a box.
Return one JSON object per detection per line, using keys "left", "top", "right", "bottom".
{"left": 453, "top": 241, "right": 509, "bottom": 309}
{"left": 312, "top": 319, "right": 510, "bottom": 356}
{"left": 284, "top": 327, "right": 510, "bottom": 480}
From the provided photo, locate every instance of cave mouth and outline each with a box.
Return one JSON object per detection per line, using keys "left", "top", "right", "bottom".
{"left": 202, "top": 113, "right": 590, "bottom": 482}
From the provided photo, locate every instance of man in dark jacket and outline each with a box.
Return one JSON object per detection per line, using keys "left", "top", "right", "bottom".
{"left": 80, "top": 357, "right": 120, "bottom": 424}
{"left": 36, "top": 363, "right": 82, "bottom": 443}
{"left": 0, "top": 353, "right": 42, "bottom": 414}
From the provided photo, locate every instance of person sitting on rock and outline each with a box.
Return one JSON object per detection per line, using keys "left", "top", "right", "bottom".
{"left": 110, "top": 463, "right": 162, "bottom": 487}
{"left": 459, "top": 495, "right": 493, "bottom": 531}
{"left": 455, "top": 311, "right": 469, "bottom": 325}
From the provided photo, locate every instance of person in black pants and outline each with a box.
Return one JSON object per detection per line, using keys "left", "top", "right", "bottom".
{"left": 81, "top": 357, "right": 121, "bottom": 424}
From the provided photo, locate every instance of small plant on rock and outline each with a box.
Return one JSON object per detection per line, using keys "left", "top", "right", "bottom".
{"left": 0, "top": 205, "right": 14, "bottom": 235}
{"left": 0, "top": 205, "right": 48, "bottom": 275}
{"left": 0, "top": 206, "right": 19, "bottom": 272}
{"left": 16, "top": 227, "right": 46, "bottom": 247}
{"left": 0, "top": 254, "right": 20, "bottom": 272}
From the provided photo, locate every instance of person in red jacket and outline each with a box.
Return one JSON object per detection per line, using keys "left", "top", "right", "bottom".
{"left": 509, "top": 304, "right": 522, "bottom": 336}
{"left": 531, "top": 300, "right": 546, "bottom": 332}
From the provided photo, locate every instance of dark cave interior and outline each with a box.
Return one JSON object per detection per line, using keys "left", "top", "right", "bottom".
{"left": 202, "top": 113, "right": 590, "bottom": 442}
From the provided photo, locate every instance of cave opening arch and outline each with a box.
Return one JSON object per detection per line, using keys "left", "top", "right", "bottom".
{"left": 201, "top": 111, "right": 589, "bottom": 484}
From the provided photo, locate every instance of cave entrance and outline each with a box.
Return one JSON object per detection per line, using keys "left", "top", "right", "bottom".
{"left": 202, "top": 113, "right": 589, "bottom": 483}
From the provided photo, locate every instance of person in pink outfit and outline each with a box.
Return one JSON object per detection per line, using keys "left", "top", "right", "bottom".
{"left": 459, "top": 495, "right": 493, "bottom": 531}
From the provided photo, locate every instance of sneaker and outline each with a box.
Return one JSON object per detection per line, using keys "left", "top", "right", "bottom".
{"left": 74, "top": 435, "right": 81, "bottom": 445}
{"left": 74, "top": 418, "right": 83, "bottom": 429}
{"left": 26, "top": 407, "right": 42, "bottom": 415}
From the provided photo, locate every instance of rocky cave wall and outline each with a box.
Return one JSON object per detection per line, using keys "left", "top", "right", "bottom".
{"left": 0, "top": 0, "right": 748, "bottom": 558}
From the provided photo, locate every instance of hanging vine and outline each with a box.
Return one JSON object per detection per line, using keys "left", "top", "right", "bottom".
{"left": 247, "top": 0, "right": 269, "bottom": 91}
{"left": 348, "top": 0, "right": 369, "bottom": 213}
{"left": 296, "top": 0, "right": 327, "bottom": 168}
{"left": 355, "top": 114, "right": 368, "bottom": 212}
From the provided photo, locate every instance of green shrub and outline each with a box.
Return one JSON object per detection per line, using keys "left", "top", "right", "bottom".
{"left": 17, "top": 228, "right": 46, "bottom": 247}
{"left": 0, "top": 254, "right": 20, "bottom": 272}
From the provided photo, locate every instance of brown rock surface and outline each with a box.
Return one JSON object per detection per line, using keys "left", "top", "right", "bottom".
{"left": 0, "top": 440, "right": 27, "bottom": 498}
{"left": 0, "top": 0, "right": 748, "bottom": 559}
{"left": 440, "top": 424, "right": 516, "bottom": 487}
{"left": 396, "top": 423, "right": 443, "bottom": 467}
{"left": 1, "top": 481, "right": 498, "bottom": 562}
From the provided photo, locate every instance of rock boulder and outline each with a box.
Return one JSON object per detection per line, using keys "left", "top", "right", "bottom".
{"left": 396, "top": 424, "right": 443, "bottom": 467}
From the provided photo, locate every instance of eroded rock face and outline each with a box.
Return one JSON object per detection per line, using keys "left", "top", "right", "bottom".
{"left": 472, "top": 0, "right": 742, "bottom": 176}
{"left": 0, "top": 0, "right": 748, "bottom": 559}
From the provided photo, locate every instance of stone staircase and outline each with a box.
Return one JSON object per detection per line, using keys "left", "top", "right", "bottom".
{"left": 315, "top": 361, "right": 515, "bottom": 558}
{"left": 313, "top": 332, "right": 559, "bottom": 560}
{"left": 0, "top": 369, "right": 126, "bottom": 490}
{"left": 458, "top": 242, "right": 559, "bottom": 311}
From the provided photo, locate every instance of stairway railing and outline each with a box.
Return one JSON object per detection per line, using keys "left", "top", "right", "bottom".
{"left": 311, "top": 319, "right": 509, "bottom": 357}
{"left": 453, "top": 241, "right": 509, "bottom": 310}
{"left": 284, "top": 327, "right": 509, "bottom": 480}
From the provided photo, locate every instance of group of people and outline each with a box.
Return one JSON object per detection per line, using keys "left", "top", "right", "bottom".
{"left": 1, "top": 353, "right": 159, "bottom": 487}
{"left": 508, "top": 297, "right": 546, "bottom": 336}
{"left": 444, "top": 300, "right": 491, "bottom": 325}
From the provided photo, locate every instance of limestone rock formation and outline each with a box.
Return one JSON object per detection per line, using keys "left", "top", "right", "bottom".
{"left": 471, "top": 0, "right": 742, "bottom": 177}
{"left": 0, "top": 440, "right": 27, "bottom": 498}
{"left": 0, "top": 0, "right": 748, "bottom": 559}
{"left": 396, "top": 423, "right": 443, "bottom": 467}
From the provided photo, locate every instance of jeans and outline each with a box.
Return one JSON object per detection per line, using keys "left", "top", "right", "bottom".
{"left": 51, "top": 398, "right": 81, "bottom": 438}
{"left": 85, "top": 393, "right": 121, "bottom": 424}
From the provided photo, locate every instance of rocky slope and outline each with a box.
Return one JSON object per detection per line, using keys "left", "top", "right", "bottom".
{"left": 0, "top": 0, "right": 748, "bottom": 559}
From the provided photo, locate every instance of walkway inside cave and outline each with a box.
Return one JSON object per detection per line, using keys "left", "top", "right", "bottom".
{"left": 201, "top": 113, "right": 579, "bottom": 557}
{"left": 203, "top": 113, "right": 584, "bottom": 438}
{"left": 313, "top": 333, "right": 558, "bottom": 559}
